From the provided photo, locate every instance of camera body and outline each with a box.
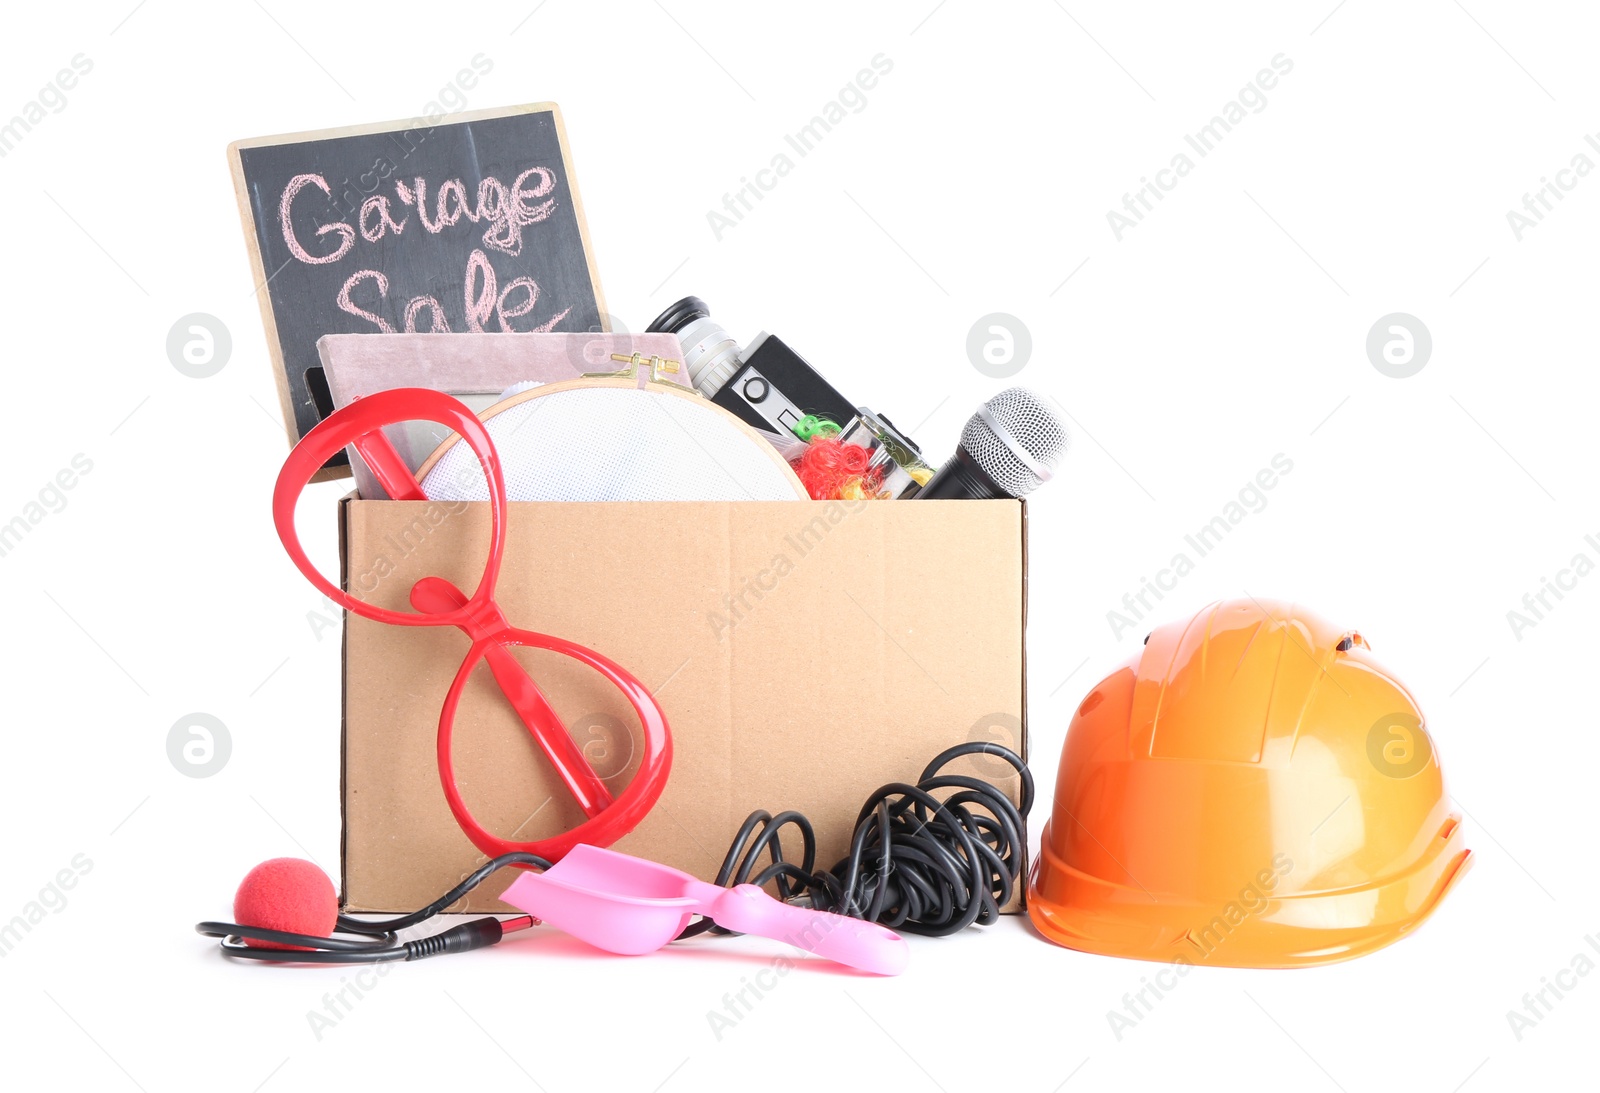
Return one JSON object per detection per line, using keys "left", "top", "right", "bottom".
{"left": 647, "top": 296, "right": 931, "bottom": 499}
{"left": 647, "top": 296, "right": 856, "bottom": 435}
{"left": 713, "top": 332, "right": 856, "bottom": 439}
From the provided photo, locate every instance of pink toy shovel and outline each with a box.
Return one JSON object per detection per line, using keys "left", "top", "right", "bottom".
{"left": 500, "top": 845, "right": 909, "bottom": 975}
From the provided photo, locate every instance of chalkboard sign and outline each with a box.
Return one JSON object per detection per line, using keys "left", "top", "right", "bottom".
{"left": 229, "top": 103, "right": 607, "bottom": 474}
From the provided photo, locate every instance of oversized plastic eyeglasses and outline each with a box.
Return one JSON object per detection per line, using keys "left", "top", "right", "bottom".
{"left": 271, "top": 387, "right": 672, "bottom": 863}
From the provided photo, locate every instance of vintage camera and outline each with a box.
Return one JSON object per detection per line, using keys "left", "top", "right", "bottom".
{"left": 647, "top": 296, "right": 930, "bottom": 497}
{"left": 647, "top": 296, "right": 858, "bottom": 437}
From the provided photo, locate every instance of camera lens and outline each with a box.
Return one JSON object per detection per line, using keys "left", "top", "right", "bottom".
{"left": 646, "top": 296, "right": 745, "bottom": 398}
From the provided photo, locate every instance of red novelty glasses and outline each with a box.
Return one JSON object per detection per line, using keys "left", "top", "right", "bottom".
{"left": 271, "top": 387, "right": 672, "bottom": 862}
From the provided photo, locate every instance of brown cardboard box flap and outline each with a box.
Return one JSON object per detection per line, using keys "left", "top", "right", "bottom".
{"left": 341, "top": 498, "right": 1027, "bottom": 912}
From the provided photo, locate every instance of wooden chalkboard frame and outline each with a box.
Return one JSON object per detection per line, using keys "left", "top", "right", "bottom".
{"left": 228, "top": 103, "right": 609, "bottom": 481}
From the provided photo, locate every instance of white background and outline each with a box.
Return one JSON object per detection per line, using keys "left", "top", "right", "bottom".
{"left": 0, "top": 1, "right": 1593, "bottom": 1089}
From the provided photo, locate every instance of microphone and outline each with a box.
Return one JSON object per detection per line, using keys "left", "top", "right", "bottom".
{"left": 917, "top": 387, "right": 1068, "bottom": 500}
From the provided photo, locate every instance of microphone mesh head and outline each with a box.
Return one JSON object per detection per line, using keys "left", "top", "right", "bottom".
{"left": 960, "top": 387, "right": 1069, "bottom": 498}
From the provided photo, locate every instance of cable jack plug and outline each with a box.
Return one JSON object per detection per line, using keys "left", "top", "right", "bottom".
{"left": 403, "top": 915, "right": 536, "bottom": 960}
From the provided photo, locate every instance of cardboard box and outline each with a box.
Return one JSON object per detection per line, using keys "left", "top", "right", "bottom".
{"left": 340, "top": 496, "right": 1029, "bottom": 912}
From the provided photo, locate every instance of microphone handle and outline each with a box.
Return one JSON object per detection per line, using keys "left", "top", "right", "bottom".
{"left": 915, "top": 446, "right": 1009, "bottom": 500}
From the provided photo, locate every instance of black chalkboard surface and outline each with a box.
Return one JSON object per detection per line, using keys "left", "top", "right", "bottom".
{"left": 229, "top": 104, "right": 607, "bottom": 474}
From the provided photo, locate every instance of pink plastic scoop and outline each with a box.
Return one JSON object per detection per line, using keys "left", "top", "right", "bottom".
{"left": 499, "top": 845, "right": 909, "bottom": 975}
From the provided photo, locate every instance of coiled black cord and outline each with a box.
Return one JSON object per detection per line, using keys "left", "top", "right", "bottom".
{"left": 679, "top": 741, "right": 1032, "bottom": 938}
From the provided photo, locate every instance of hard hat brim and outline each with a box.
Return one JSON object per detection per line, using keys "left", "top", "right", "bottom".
{"left": 1027, "top": 818, "right": 1472, "bottom": 969}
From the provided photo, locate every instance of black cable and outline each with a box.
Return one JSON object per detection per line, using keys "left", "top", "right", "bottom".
{"left": 679, "top": 741, "right": 1032, "bottom": 939}
{"left": 195, "top": 851, "right": 550, "bottom": 963}
{"left": 201, "top": 743, "right": 1031, "bottom": 962}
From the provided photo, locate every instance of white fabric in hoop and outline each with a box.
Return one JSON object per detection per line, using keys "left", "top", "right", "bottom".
{"left": 421, "top": 386, "right": 805, "bottom": 502}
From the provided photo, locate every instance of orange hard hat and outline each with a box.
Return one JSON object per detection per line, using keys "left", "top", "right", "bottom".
{"left": 1030, "top": 598, "right": 1470, "bottom": 968}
